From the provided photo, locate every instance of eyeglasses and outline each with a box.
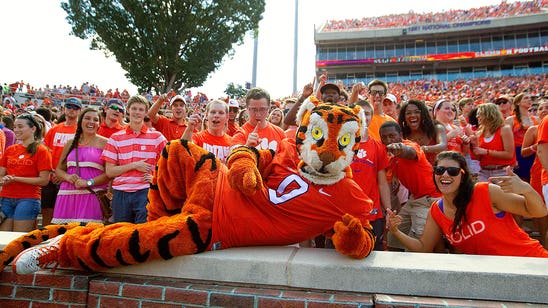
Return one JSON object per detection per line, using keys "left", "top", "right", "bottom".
{"left": 248, "top": 107, "right": 269, "bottom": 114}
{"left": 65, "top": 104, "right": 81, "bottom": 110}
{"left": 433, "top": 166, "right": 463, "bottom": 176}
{"left": 109, "top": 105, "right": 125, "bottom": 112}
{"left": 529, "top": 107, "right": 538, "bottom": 112}
{"left": 370, "top": 90, "right": 386, "bottom": 96}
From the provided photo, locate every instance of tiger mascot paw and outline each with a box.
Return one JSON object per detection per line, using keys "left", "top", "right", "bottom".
{"left": 332, "top": 214, "right": 376, "bottom": 259}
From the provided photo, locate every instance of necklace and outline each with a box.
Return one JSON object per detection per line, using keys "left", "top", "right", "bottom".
{"left": 79, "top": 138, "right": 91, "bottom": 146}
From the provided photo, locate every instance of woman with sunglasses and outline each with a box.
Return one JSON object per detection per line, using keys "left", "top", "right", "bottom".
{"left": 51, "top": 108, "right": 110, "bottom": 224}
{"left": 387, "top": 151, "right": 548, "bottom": 257}
{"left": 0, "top": 114, "right": 52, "bottom": 232}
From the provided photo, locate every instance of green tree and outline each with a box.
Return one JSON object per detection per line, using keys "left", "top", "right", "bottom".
{"left": 61, "top": 0, "right": 265, "bottom": 93}
{"left": 224, "top": 82, "right": 248, "bottom": 99}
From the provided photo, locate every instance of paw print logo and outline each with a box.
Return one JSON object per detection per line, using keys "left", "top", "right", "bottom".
{"left": 356, "top": 148, "right": 367, "bottom": 159}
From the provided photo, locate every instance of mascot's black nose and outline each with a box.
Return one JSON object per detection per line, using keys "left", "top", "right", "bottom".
{"left": 319, "top": 151, "right": 335, "bottom": 168}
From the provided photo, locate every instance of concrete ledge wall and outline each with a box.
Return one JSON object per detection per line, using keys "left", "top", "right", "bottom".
{"left": 1, "top": 231, "right": 547, "bottom": 306}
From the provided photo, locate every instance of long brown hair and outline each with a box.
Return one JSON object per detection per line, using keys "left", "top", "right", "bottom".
{"left": 434, "top": 151, "right": 475, "bottom": 234}
{"left": 16, "top": 114, "right": 43, "bottom": 156}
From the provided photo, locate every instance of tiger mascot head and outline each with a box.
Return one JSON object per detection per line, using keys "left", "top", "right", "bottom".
{"left": 295, "top": 96, "right": 365, "bottom": 185}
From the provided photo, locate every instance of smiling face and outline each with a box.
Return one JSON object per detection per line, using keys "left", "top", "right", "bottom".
{"left": 404, "top": 103, "right": 422, "bottom": 131}
{"left": 80, "top": 110, "right": 101, "bottom": 135}
{"left": 434, "top": 158, "right": 463, "bottom": 196}
{"left": 13, "top": 117, "right": 36, "bottom": 143}
{"left": 435, "top": 101, "right": 455, "bottom": 124}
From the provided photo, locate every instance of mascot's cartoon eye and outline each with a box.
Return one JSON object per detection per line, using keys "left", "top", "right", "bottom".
{"left": 339, "top": 133, "right": 351, "bottom": 147}
{"left": 311, "top": 127, "right": 323, "bottom": 140}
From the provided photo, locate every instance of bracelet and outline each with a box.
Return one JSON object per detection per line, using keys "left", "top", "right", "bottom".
{"left": 88, "top": 178, "right": 95, "bottom": 187}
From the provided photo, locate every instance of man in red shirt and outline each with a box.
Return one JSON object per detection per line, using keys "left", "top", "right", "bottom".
{"left": 148, "top": 94, "right": 189, "bottom": 141}
{"left": 226, "top": 99, "right": 241, "bottom": 137}
{"left": 379, "top": 121, "right": 441, "bottom": 251}
{"left": 231, "top": 88, "right": 285, "bottom": 151}
{"left": 97, "top": 99, "right": 126, "bottom": 138}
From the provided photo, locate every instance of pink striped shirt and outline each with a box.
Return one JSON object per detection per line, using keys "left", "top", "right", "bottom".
{"left": 101, "top": 125, "right": 167, "bottom": 192}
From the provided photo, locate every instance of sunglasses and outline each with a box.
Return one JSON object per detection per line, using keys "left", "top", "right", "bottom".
{"left": 370, "top": 90, "right": 386, "bottom": 96}
{"left": 65, "top": 104, "right": 81, "bottom": 110}
{"left": 109, "top": 105, "right": 125, "bottom": 112}
{"left": 433, "top": 166, "right": 463, "bottom": 176}
{"left": 494, "top": 100, "right": 509, "bottom": 105}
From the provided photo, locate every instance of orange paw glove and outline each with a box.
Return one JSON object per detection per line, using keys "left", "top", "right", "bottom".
{"left": 227, "top": 147, "right": 263, "bottom": 196}
{"left": 332, "top": 214, "right": 375, "bottom": 259}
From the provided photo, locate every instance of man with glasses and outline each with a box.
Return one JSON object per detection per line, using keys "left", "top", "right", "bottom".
{"left": 379, "top": 121, "right": 441, "bottom": 251}
{"left": 41, "top": 97, "right": 82, "bottom": 226}
{"left": 231, "top": 88, "right": 285, "bottom": 151}
{"left": 367, "top": 79, "right": 397, "bottom": 141}
{"left": 97, "top": 99, "right": 126, "bottom": 138}
{"left": 148, "top": 94, "right": 189, "bottom": 141}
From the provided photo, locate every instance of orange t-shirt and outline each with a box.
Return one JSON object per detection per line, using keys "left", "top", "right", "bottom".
{"left": 44, "top": 122, "right": 77, "bottom": 168}
{"left": 351, "top": 138, "right": 390, "bottom": 220}
{"left": 368, "top": 114, "right": 396, "bottom": 142}
{"left": 389, "top": 140, "right": 441, "bottom": 199}
{"left": 231, "top": 122, "right": 286, "bottom": 151}
{"left": 226, "top": 122, "right": 241, "bottom": 137}
{"left": 192, "top": 131, "right": 233, "bottom": 163}
{"left": 153, "top": 115, "right": 188, "bottom": 141}
{"left": 0, "top": 144, "right": 52, "bottom": 199}
{"left": 97, "top": 122, "right": 125, "bottom": 138}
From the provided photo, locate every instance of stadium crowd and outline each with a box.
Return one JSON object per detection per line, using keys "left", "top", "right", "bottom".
{"left": 0, "top": 71, "right": 547, "bottom": 259}
{"left": 321, "top": 0, "right": 545, "bottom": 31}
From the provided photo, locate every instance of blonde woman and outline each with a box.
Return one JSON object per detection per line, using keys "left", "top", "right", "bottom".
{"left": 267, "top": 108, "right": 284, "bottom": 127}
{"left": 472, "top": 103, "right": 515, "bottom": 182}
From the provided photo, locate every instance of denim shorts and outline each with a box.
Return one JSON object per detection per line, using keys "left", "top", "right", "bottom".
{"left": 0, "top": 197, "right": 41, "bottom": 220}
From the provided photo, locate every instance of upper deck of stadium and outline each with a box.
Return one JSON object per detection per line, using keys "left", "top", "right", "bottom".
{"left": 315, "top": 0, "right": 547, "bottom": 40}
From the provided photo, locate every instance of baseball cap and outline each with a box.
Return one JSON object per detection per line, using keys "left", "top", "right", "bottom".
{"left": 319, "top": 83, "right": 340, "bottom": 95}
{"left": 495, "top": 95, "right": 512, "bottom": 104}
{"left": 106, "top": 98, "right": 125, "bottom": 112}
{"left": 228, "top": 99, "right": 239, "bottom": 109}
{"left": 169, "top": 95, "right": 187, "bottom": 106}
{"left": 384, "top": 93, "right": 397, "bottom": 104}
{"left": 64, "top": 97, "right": 82, "bottom": 109}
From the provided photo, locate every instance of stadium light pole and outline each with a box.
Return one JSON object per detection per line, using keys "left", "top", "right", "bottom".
{"left": 252, "top": 30, "right": 258, "bottom": 88}
{"left": 292, "top": 0, "right": 299, "bottom": 94}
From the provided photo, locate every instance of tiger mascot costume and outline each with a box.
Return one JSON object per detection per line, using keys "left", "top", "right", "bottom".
{"left": 0, "top": 97, "right": 375, "bottom": 274}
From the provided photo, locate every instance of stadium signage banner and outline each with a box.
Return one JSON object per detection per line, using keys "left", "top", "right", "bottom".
{"left": 316, "top": 46, "right": 548, "bottom": 67}
{"left": 406, "top": 20, "right": 491, "bottom": 33}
